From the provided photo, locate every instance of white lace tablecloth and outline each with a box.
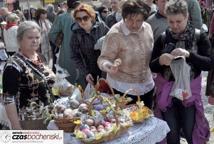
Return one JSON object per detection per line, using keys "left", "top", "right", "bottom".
{"left": 48, "top": 117, "right": 170, "bottom": 144}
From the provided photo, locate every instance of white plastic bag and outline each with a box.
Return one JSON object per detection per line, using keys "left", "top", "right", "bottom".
{"left": 170, "top": 57, "right": 192, "bottom": 100}
{"left": 52, "top": 65, "right": 73, "bottom": 96}
{"left": 84, "top": 83, "right": 95, "bottom": 99}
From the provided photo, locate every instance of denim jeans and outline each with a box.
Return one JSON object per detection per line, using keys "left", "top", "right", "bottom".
{"left": 162, "top": 98, "right": 195, "bottom": 144}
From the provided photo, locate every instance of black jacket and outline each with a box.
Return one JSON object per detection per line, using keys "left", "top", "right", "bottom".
{"left": 70, "top": 21, "right": 109, "bottom": 79}
{"left": 150, "top": 28, "right": 212, "bottom": 80}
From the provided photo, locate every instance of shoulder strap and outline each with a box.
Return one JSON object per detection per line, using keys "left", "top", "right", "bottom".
{"left": 161, "top": 31, "right": 166, "bottom": 44}
{"left": 70, "top": 22, "right": 76, "bottom": 31}
{"left": 189, "top": 28, "right": 201, "bottom": 53}
{"left": 161, "top": 29, "right": 173, "bottom": 44}
{"left": 194, "top": 28, "right": 201, "bottom": 41}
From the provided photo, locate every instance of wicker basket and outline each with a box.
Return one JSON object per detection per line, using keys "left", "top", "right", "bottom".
{"left": 75, "top": 94, "right": 128, "bottom": 143}
{"left": 81, "top": 124, "right": 127, "bottom": 144}
{"left": 54, "top": 117, "right": 80, "bottom": 132}
{"left": 95, "top": 80, "right": 153, "bottom": 124}
{"left": 53, "top": 86, "right": 84, "bottom": 132}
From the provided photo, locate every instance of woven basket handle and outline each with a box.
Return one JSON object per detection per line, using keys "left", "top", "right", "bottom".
{"left": 122, "top": 89, "right": 141, "bottom": 102}
{"left": 116, "top": 89, "right": 141, "bottom": 108}
{"left": 77, "top": 85, "right": 84, "bottom": 100}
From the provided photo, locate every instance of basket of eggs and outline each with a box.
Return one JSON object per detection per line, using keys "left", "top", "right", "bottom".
{"left": 53, "top": 104, "right": 81, "bottom": 132}
{"left": 53, "top": 101, "right": 90, "bottom": 133}
{"left": 53, "top": 87, "right": 88, "bottom": 132}
{"left": 74, "top": 94, "right": 129, "bottom": 143}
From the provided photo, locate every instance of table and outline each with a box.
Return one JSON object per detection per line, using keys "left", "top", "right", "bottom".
{"left": 48, "top": 117, "right": 170, "bottom": 144}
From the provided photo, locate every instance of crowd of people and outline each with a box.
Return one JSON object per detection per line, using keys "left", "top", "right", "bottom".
{"left": 0, "top": 0, "right": 214, "bottom": 143}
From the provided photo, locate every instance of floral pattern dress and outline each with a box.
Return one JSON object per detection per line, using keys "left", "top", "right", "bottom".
{"left": 3, "top": 53, "right": 56, "bottom": 121}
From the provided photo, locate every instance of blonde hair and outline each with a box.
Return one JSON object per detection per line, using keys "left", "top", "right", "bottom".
{"left": 73, "top": 3, "right": 96, "bottom": 21}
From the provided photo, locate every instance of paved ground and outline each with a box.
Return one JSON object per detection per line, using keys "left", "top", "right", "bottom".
{"left": 180, "top": 72, "right": 214, "bottom": 144}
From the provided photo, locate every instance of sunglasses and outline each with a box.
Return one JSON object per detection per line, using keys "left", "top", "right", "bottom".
{"left": 102, "top": 10, "right": 108, "bottom": 14}
{"left": 75, "top": 15, "right": 90, "bottom": 22}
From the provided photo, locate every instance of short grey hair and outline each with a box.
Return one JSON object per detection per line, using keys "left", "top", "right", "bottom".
{"left": 17, "top": 21, "right": 41, "bottom": 41}
{"left": 165, "top": 0, "right": 188, "bottom": 17}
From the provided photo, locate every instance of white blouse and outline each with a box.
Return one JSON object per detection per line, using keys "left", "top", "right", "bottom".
{"left": 107, "top": 74, "right": 154, "bottom": 95}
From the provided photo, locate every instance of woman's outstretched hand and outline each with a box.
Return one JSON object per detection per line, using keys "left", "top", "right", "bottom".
{"left": 102, "top": 58, "right": 122, "bottom": 74}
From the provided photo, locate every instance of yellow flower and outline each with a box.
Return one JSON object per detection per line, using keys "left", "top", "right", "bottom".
{"left": 74, "top": 120, "right": 81, "bottom": 125}
{"left": 75, "top": 130, "right": 86, "bottom": 139}
{"left": 130, "top": 111, "right": 139, "bottom": 121}
{"left": 52, "top": 87, "right": 60, "bottom": 96}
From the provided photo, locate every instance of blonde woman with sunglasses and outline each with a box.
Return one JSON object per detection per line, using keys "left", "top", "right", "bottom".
{"left": 70, "top": 3, "right": 109, "bottom": 88}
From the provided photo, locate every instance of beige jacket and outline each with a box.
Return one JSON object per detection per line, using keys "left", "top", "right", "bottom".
{"left": 98, "top": 20, "right": 154, "bottom": 83}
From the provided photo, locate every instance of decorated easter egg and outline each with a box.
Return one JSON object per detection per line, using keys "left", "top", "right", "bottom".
{"left": 78, "top": 103, "right": 89, "bottom": 113}
{"left": 92, "top": 98, "right": 101, "bottom": 105}
{"left": 103, "top": 121, "right": 111, "bottom": 127}
{"left": 90, "top": 126, "right": 97, "bottom": 133}
{"left": 79, "top": 124, "right": 89, "bottom": 130}
{"left": 69, "top": 99, "right": 80, "bottom": 109}
{"left": 84, "top": 130, "right": 95, "bottom": 138}
{"left": 63, "top": 108, "right": 73, "bottom": 119}
{"left": 97, "top": 125, "right": 105, "bottom": 132}
{"left": 110, "top": 118, "right": 116, "bottom": 123}
{"left": 55, "top": 104, "right": 66, "bottom": 114}
{"left": 86, "top": 118, "right": 94, "bottom": 126}
{"left": 94, "top": 104, "right": 105, "bottom": 111}
{"left": 56, "top": 113, "right": 64, "bottom": 119}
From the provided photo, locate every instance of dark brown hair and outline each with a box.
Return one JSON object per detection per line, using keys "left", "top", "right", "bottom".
{"left": 35, "top": 8, "right": 47, "bottom": 21}
{"left": 122, "top": 0, "right": 151, "bottom": 20}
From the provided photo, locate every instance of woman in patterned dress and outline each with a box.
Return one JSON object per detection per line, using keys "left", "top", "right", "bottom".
{"left": 3, "top": 21, "right": 56, "bottom": 130}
